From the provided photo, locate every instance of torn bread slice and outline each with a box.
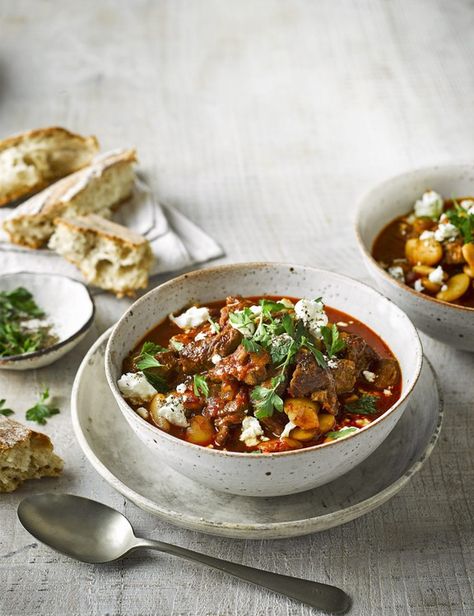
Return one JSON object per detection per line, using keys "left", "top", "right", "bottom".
{"left": 49, "top": 214, "right": 154, "bottom": 297}
{"left": 0, "top": 126, "right": 99, "bottom": 206}
{"left": 0, "top": 418, "right": 63, "bottom": 493}
{"left": 3, "top": 148, "right": 137, "bottom": 249}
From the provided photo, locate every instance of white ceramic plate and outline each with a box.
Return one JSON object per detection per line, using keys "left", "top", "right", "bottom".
{"left": 71, "top": 329, "right": 443, "bottom": 539}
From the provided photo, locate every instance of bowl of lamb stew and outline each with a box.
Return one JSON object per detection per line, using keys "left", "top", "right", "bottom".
{"left": 105, "top": 263, "right": 422, "bottom": 497}
{"left": 356, "top": 164, "right": 474, "bottom": 350}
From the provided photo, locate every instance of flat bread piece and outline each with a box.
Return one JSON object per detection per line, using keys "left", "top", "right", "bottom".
{"left": 49, "top": 213, "right": 154, "bottom": 297}
{"left": 0, "top": 418, "right": 63, "bottom": 493}
{"left": 0, "top": 126, "right": 98, "bottom": 206}
{"left": 3, "top": 148, "right": 137, "bottom": 249}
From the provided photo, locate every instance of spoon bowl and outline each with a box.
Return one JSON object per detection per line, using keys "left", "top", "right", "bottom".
{"left": 18, "top": 493, "right": 136, "bottom": 563}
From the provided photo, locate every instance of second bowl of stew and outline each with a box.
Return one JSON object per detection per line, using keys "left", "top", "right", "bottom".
{"left": 105, "top": 263, "right": 422, "bottom": 497}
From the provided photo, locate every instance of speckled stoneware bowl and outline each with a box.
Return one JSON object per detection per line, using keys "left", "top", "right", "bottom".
{"left": 0, "top": 272, "right": 95, "bottom": 370}
{"left": 356, "top": 164, "right": 474, "bottom": 351}
{"left": 105, "top": 263, "right": 423, "bottom": 497}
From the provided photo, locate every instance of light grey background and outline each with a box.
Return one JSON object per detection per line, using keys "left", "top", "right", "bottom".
{"left": 0, "top": 1, "right": 473, "bottom": 615}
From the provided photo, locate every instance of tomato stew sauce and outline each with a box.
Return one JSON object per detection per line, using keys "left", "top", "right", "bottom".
{"left": 121, "top": 296, "right": 402, "bottom": 453}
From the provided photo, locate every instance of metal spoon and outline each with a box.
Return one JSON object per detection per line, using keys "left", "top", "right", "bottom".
{"left": 18, "top": 493, "right": 351, "bottom": 614}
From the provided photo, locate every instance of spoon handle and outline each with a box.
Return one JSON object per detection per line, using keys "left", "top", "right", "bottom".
{"left": 137, "top": 539, "right": 351, "bottom": 614}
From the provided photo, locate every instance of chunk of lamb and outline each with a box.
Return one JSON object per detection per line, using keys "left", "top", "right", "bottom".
{"left": 340, "top": 332, "right": 379, "bottom": 375}
{"left": 288, "top": 349, "right": 339, "bottom": 414}
{"left": 372, "top": 358, "right": 401, "bottom": 390}
{"left": 331, "top": 359, "right": 357, "bottom": 394}
{"left": 179, "top": 324, "right": 242, "bottom": 374}
{"left": 218, "top": 295, "right": 254, "bottom": 328}
{"left": 209, "top": 345, "right": 271, "bottom": 386}
{"left": 134, "top": 349, "right": 179, "bottom": 381}
{"left": 214, "top": 387, "right": 249, "bottom": 447}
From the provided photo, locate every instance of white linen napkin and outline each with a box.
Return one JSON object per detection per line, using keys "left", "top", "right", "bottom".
{"left": 0, "top": 178, "right": 223, "bottom": 291}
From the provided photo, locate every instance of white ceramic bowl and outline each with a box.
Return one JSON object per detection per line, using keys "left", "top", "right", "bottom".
{"left": 356, "top": 164, "right": 474, "bottom": 350}
{"left": 0, "top": 272, "right": 95, "bottom": 370}
{"left": 105, "top": 263, "right": 423, "bottom": 497}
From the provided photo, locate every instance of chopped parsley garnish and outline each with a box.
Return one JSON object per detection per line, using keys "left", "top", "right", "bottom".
{"left": 25, "top": 388, "right": 59, "bottom": 425}
{"left": 0, "top": 399, "right": 14, "bottom": 417}
{"left": 344, "top": 394, "right": 378, "bottom": 415}
{"left": 326, "top": 427, "right": 358, "bottom": 440}
{"left": 0, "top": 287, "right": 56, "bottom": 357}
{"left": 446, "top": 202, "right": 474, "bottom": 243}
{"left": 321, "top": 324, "right": 346, "bottom": 358}
{"left": 208, "top": 316, "right": 220, "bottom": 333}
{"left": 143, "top": 372, "right": 169, "bottom": 393}
{"left": 242, "top": 338, "right": 265, "bottom": 353}
{"left": 251, "top": 376, "right": 285, "bottom": 419}
{"left": 193, "top": 374, "right": 209, "bottom": 398}
{"left": 136, "top": 341, "right": 165, "bottom": 370}
{"left": 229, "top": 308, "right": 255, "bottom": 337}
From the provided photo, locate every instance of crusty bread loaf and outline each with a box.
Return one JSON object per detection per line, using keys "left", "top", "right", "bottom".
{"left": 0, "top": 126, "right": 98, "bottom": 206}
{"left": 49, "top": 213, "right": 153, "bottom": 297}
{"left": 0, "top": 418, "right": 63, "bottom": 493}
{"left": 3, "top": 149, "right": 137, "bottom": 248}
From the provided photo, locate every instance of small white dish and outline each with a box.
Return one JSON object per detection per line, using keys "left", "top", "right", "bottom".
{"left": 356, "top": 164, "right": 474, "bottom": 350}
{"left": 0, "top": 272, "right": 95, "bottom": 370}
{"left": 104, "top": 262, "right": 423, "bottom": 497}
{"left": 72, "top": 329, "right": 442, "bottom": 539}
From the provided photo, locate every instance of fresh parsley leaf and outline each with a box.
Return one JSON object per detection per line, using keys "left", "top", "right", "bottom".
{"left": 252, "top": 377, "right": 284, "bottom": 419}
{"left": 0, "top": 399, "right": 14, "bottom": 416}
{"left": 141, "top": 341, "right": 167, "bottom": 354}
{"left": 242, "top": 338, "right": 265, "bottom": 353}
{"left": 259, "top": 299, "right": 287, "bottom": 315}
{"left": 136, "top": 354, "right": 163, "bottom": 371}
{"left": 344, "top": 394, "right": 378, "bottom": 415}
{"left": 208, "top": 316, "right": 220, "bottom": 333}
{"left": 269, "top": 334, "right": 297, "bottom": 365}
{"left": 193, "top": 374, "right": 209, "bottom": 398}
{"left": 446, "top": 203, "right": 474, "bottom": 243}
{"left": 320, "top": 324, "right": 346, "bottom": 358}
{"left": 25, "top": 388, "right": 59, "bottom": 425}
{"left": 170, "top": 339, "right": 184, "bottom": 351}
{"left": 282, "top": 313, "right": 294, "bottom": 337}
{"left": 300, "top": 334, "right": 327, "bottom": 368}
{"left": 143, "top": 372, "right": 169, "bottom": 393}
{"left": 326, "top": 427, "right": 358, "bottom": 440}
{"left": 229, "top": 308, "right": 256, "bottom": 337}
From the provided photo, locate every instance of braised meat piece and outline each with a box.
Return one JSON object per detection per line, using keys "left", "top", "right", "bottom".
{"left": 260, "top": 413, "right": 287, "bottom": 437}
{"left": 331, "top": 359, "right": 357, "bottom": 394}
{"left": 443, "top": 240, "right": 465, "bottom": 265}
{"left": 218, "top": 295, "right": 254, "bottom": 328}
{"left": 133, "top": 349, "right": 179, "bottom": 381}
{"left": 209, "top": 345, "right": 271, "bottom": 385}
{"left": 289, "top": 349, "right": 339, "bottom": 414}
{"left": 214, "top": 387, "right": 249, "bottom": 446}
{"left": 340, "top": 332, "right": 379, "bottom": 375}
{"left": 372, "top": 358, "right": 401, "bottom": 390}
{"left": 179, "top": 324, "right": 242, "bottom": 374}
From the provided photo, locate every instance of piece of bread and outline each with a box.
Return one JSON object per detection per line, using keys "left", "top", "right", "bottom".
{"left": 3, "top": 148, "right": 137, "bottom": 249}
{"left": 0, "top": 418, "right": 63, "bottom": 493}
{"left": 0, "top": 126, "right": 99, "bottom": 207}
{"left": 49, "top": 213, "right": 154, "bottom": 297}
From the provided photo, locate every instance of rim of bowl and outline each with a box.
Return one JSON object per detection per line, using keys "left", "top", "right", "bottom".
{"left": 105, "top": 262, "right": 423, "bottom": 458}
{"left": 354, "top": 164, "right": 474, "bottom": 313}
{"left": 0, "top": 271, "right": 95, "bottom": 364}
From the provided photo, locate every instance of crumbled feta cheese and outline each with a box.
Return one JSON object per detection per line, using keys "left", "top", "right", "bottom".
{"left": 239, "top": 416, "right": 264, "bottom": 447}
{"left": 441, "top": 284, "right": 448, "bottom": 292}
{"left": 327, "top": 358, "right": 338, "bottom": 369}
{"left": 414, "top": 279, "right": 424, "bottom": 292}
{"left": 194, "top": 330, "right": 209, "bottom": 341}
{"left": 439, "top": 213, "right": 448, "bottom": 223}
{"left": 211, "top": 353, "right": 222, "bottom": 364}
{"left": 279, "top": 298, "right": 295, "bottom": 309}
{"left": 21, "top": 318, "right": 51, "bottom": 330}
{"left": 229, "top": 310, "right": 256, "bottom": 337}
{"left": 419, "top": 230, "right": 435, "bottom": 241}
{"left": 249, "top": 305, "right": 262, "bottom": 316}
{"left": 434, "top": 223, "right": 459, "bottom": 242}
{"left": 294, "top": 298, "right": 328, "bottom": 338}
{"left": 336, "top": 321, "right": 349, "bottom": 327}
{"left": 363, "top": 370, "right": 376, "bottom": 383}
{"left": 414, "top": 190, "right": 443, "bottom": 219}
{"left": 136, "top": 406, "right": 149, "bottom": 420}
{"left": 388, "top": 266, "right": 405, "bottom": 283}
{"left": 461, "top": 199, "right": 474, "bottom": 211}
{"left": 176, "top": 383, "right": 187, "bottom": 394}
{"left": 428, "top": 265, "right": 445, "bottom": 285}
{"left": 170, "top": 306, "right": 210, "bottom": 329}
{"left": 280, "top": 421, "right": 297, "bottom": 439}
{"left": 383, "top": 389, "right": 392, "bottom": 396}
{"left": 156, "top": 394, "right": 189, "bottom": 427}
{"left": 118, "top": 372, "right": 157, "bottom": 404}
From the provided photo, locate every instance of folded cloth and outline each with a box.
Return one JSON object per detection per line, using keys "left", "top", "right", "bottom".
{"left": 0, "top": 178, "right": 223, "bottom": 292}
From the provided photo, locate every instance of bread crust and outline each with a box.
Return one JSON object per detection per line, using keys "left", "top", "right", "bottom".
{"left": 0, "top": 126, "right": 99, "bottom": 207}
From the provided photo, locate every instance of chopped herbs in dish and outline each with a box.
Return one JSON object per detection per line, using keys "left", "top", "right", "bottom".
{"left": 373, "top": 191, "right": 474, "bottom": 306}
{"left": 119, "top": 296, "right": 402, "bottom": 453}
{"left": 0, "top": 287, "right": 58, "bottom": 357}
